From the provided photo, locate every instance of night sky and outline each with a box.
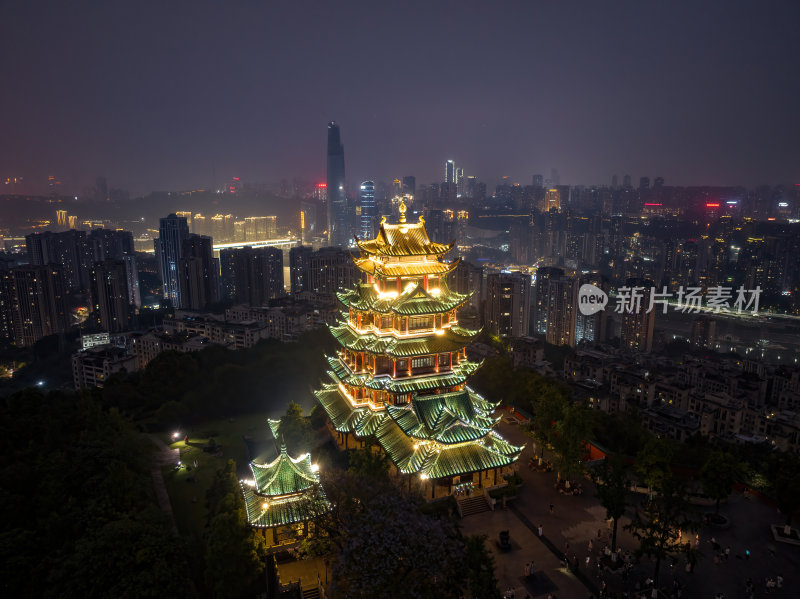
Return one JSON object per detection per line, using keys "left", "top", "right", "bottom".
{"left": 2, "top": 0, "right": 799, "bottom": 195}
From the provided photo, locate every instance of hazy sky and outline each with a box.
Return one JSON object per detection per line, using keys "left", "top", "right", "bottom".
{"left": 2, "top": 0, "right": 799, "bottom": 195}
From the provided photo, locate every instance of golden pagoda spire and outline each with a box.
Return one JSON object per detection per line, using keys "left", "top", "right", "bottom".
{"left": 398, "top": 200, "right": 407, "bottom": 223}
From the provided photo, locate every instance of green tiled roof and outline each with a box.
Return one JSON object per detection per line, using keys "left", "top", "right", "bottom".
{"left": 314, "top": 384, "right": 387, "bottom": 437}
{"left": 329, "top": 323, "right": 479, "bottom": 357}
{"left": 373, "top": 417, "right": 523, "bottom": 479}
{"left": 250, "top": 445, "right": 318, "bottom": 496}
{"left": 323, "top": 355, "right": 481, "bottom": 394}
{"left": 241, "top": 483, "right": 329, "bottom": 528}
{"left": 337, "top": 281, "right": 471, "bottom": 316}
{"left": 385, "top": 389, "right": 500, "bottom": 445}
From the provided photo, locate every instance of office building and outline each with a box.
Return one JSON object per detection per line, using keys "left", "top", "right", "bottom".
{"left": 90, "top": 261, "right": 132, "bottom": 332}
{"left": 485, "top": 272, "right": 531, "bottom": 338}
{"left": 445, "top": 159, "right": 455, "bottom": 184}
{"left": 157, "top": 213, "right": 190, "bottom": 306}
{"left": 326, "top": 121, "right": 348, "bottom": 246}
{"left": 359, "top": 180, "right": 376, "bottom": 240}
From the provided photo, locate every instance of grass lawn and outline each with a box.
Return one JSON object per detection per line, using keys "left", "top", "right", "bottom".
{"left": 161, "top": 413, "right": 273, "bottom": 539}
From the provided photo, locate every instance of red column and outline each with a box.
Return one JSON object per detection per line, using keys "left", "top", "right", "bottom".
{"left": 393, "top": 359, "right": 397, "bottom": 377}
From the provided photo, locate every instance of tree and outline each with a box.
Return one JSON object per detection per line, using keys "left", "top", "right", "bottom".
{"left": 531, "top": 388, "right": 565, "bottom": 459}
{"left": 701, "top": 451, "right": 742, "bottom": 514}
{"left": 347, "top": 445, "right": 390, "bottom": 480}
{"left": 463, "top": 535, "right": 503, "bottom": 599}
{"left": 331, "top": 493, "right": 464, "bottom": 598}
{"left": 768, "top": 452, "right": 800, "bottom": 526}
{"left": 591, "top": 454, "right": 629, "bottom": 551}
{"left": 277, "top": 401, "right": 314, "bottom": 454}
{"left": 635, "top": 437, "right": 674, "bottom": 496}
{"left": 626, "top": 476, "right": 696, "bottom": 587}
{"left": 204, "top": 460, "right": 265, "bottom": 598}
{"left": 552, "top": 401, "right": 591, "bottom": 482}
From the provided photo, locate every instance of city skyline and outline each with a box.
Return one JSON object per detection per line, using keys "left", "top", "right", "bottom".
{"left": 2, "top": 1, "right": 799, "bottom": 195}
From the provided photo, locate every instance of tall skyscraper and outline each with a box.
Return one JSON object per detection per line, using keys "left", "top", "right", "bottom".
{"left": 326, "top": 122, "right": 348, "bottom": 246}
{"left": 639, "top": 177, "right": 650, "bottom": 190}
{"left": 221, "top": 247, "right": 284, "bottom": 306}
{"left": 623, "top": 174, "right": 632, "bottom": 188}
{"left": 157, "top": 213, "right": 190, "bottom": 307}
{"left": 532, "top": 174, "right": 544, "bottom": 188}
{"left": 445, "top": 159, "right": 456, "bottom": 184}
{"left": 611, "top": 175, "right": 618, "bottom": 188}
{"left": 88, "top": 229, "right": 134, "bottom": 262}
{"left": 90, "top": 261, "right": 131, "bottom": 333}
{"left": 485, "top": 272, "right": 532, "bottom": 338}
{"left": 359, "top": 180, "right": 376, "bottom": 240}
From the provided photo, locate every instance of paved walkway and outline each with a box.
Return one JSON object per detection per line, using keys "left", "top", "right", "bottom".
{"left": 147, "top": 434, "right": 180, "bottom": 534}
{"left": 483, "top": 421, "right": 800, "bottom": 599}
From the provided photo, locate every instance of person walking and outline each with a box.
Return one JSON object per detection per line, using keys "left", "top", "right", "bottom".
{"left": 549, "top": 503, "right": 554, "bottom": 513}
{"left": 538, "top": 524, "right": 543, "bottom": 537}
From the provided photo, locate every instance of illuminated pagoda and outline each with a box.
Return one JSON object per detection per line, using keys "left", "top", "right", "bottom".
{"left": 240, "top": 420, "right": 329, "bottom": 547}
{"left": 315, "top": 202, "right": 522, "bottom": 498}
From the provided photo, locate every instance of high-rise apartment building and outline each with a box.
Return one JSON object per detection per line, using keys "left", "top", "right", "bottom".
{"left": 157, "top": 213, "right": 190, "bottom": 307}
{"left": 179, "top": 235, "right": 220, "bottom": 311}
{"left": 221, "top": 246, "right": 284, "bottom": 306}
{"left": 620, "top": 278, "right": 656, "bottom": 353}
{"left": 244, "top": 216, "right": 277, "bottom": 241}
{"left": 90, "top": 261, "right": 132, "bottom": 333}
{"left": 534, "top": 270, "right": 577, "bottom": 347}
{"left": 326, "top": 122, "right": 348, "bottom": 246}
{"left": 26, "top": 230, "right": 93, "bottom": 292}
{"left": 575, "top": 275, "right": 609, "bottom": 344}
{"left": 289, "top": 246, "right": 314, "bottom": 294}
{"left": 359, "top": 181, "right": 376, "bottom": 240}
{"left": 122, "top": 255, "right": 141, "bottom": 308}
{"left": 485, "top": 272, "right": 531, "bottom": 338}
{"left": 308, "top": 247, "right": 359, "bottom": 297}
{"left": 3, "top": 265, "right": 68, "bottom": 346}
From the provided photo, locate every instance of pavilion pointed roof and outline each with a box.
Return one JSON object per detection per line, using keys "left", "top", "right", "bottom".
{"left": 249, "top": 444, "right": 318, "bottom": 497}
{"left": 355, "top": 201, "right": 454, "bottom": 258}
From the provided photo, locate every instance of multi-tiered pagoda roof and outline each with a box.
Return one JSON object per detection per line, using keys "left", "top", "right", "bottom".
{"left": 314, "top": 202, "right": 522, "bottom": 483}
